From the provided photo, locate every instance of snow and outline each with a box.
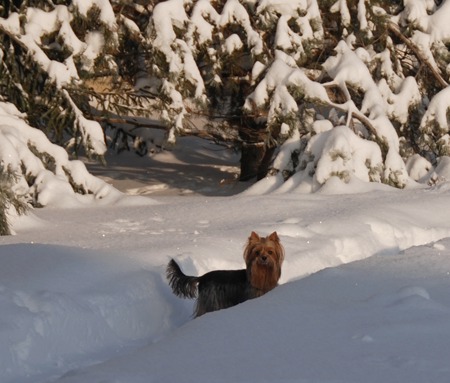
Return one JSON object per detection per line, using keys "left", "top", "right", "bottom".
{"left": 257, "top": 0, "right": 308, "bottom": 16}
{"left": 82, "top": 32, "right": 106, "bottom": 70}
{"left": 224, "top": 34, "right": 243, "bottom": 54}
{"left": 189, "top": 0, "right": 220, "bottom": 45}
{"left": 220, "top": 0, "right": 263, "bottom": 56}
{"left": 3, "top": 138, "right": 450, "bottom": 383}
{"left": 148, "top": 0, "right": 323, "bottom": 136}
{"left": 149, "top": 0, "right": 206, "bottom": 100}
{"left": 72, "top": 0, "right": 117, "bottom": 28}
{"left": 312, "top": 125, "right": 383, "bottom": 185}
{"left": 151, "top": 0, "right": 188, "bottom": 50}
{"left": 142, "top": 0, "right": 450, "bottom": 190}
{"left": 0, "top": 102, "right": 119, "bottom": 207}
{"left": 331, "top": 0, "right": 351, "bottom": 27}
{"left": 245, "top": 52, "right": 330, "bottom": 118}
{"left": 406, "top": 154, "right": 432, "bottom": 182}
{"left": 3, "top": 0, "right": 450, "bottom": 381}
{"left": 0, "top": 3, "right": 113, "bottom": 156}
{"left": 420, "top": 86, "right": 450, "bottom": 134}
{"left": 274, "top": 15, "right": 309, "bottom": 61}
{"left": 2, "top": 5, "right": 81, "bottom": 87}
{"left": 396, "top": 0, "right": 450, "bottom": 82}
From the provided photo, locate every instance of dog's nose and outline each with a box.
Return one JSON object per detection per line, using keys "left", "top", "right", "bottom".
{"left": 260, "top": 255, "right": 267, "bottom": 262}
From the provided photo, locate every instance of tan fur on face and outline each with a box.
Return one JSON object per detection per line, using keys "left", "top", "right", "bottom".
{"left": 243, "top": 231, "right": 284, "bottom": 294}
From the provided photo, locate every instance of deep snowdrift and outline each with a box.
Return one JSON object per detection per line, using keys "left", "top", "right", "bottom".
{"left": 2, "top": 180, "right": 450, "bottom": 383}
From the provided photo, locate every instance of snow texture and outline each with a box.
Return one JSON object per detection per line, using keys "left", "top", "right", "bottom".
{"left": 2, "top": 160, "right": 450, "bottom": 383}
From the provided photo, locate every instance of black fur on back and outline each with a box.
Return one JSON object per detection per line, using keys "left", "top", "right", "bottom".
{"left": 166, "top": 259, "right": 249, "bottom": 317}
{"left": 195, "top": 269, "right": 248, "bottom": 317}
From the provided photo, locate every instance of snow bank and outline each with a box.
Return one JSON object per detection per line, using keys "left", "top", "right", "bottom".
{"left": 0, "top": 244, "right": 176, "bottom": 383}
{"left": 55, "top": 240, "right": 450, "bottom": 383}
{"left": 2, "top": 183, "right": 450, "bottom": 383}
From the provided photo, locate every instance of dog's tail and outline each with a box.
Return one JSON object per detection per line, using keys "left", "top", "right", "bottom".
{"left": 166, "top": 259, "right": 199, "bottom": 299}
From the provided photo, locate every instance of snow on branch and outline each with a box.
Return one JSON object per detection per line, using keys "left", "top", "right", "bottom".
{"left": 387, "top": 21, "right": 448, "bottom": 90}
{"left": 0, "top": 2, "right": 115, "bottom": 157}
{"left": 240, "top": 0, "right": 450, "bottom": 191}
{"left": 132, "top": 0, "right": 450, "bottom": 191}
{"left": 145, "top": 0, "right": 322, "bottom": 143}
{"left": 3, "top": 0, "right": 450, "bottom": 198}
{"left": 420, "top": 87, "right": 450, "bottom": 156}
{"left": 0, "top": 102, "right": 122, "bottom": 208}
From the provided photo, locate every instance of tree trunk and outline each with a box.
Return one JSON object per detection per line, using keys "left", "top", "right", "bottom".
{"left": 239, "top": 119, "right": 277, "bottom": 181}
{"left": 239, "top": 141, "right": 266, "bottom": 181}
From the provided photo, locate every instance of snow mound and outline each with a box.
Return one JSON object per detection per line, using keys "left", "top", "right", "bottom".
{"left": 2, "top": 185, "right": 450, "bottom": 382}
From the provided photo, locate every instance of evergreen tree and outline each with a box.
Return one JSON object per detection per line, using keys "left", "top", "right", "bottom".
{"left": 0, "top": 165, "right": 28, "bottom": 235}
{"left": 0, "top": 0, "right": 127, "bottom": 234}
{"left": 1, "top": 0, "right": 450, "bottom": 234}
{"left": 141, "top": 0, "right": 450, "bottom": 187}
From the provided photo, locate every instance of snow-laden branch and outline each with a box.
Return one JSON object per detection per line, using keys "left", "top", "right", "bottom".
{"left": 0, "top": 102, "right": 122, "bottom": 208}
{"left": 387, "top": 21, "right": 448, "bottom": 89}
{"left": 0, "top": 4, "right": 113, "bottom": 157}
{"left": 145, "top": 0, "right": 322, "bottom": 142}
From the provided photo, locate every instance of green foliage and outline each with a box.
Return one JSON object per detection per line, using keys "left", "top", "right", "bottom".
{"left": 0, "top": 33, "right": 74, "bottom": 143}
{"left": 0, "top": 165, "right": 29, "bottom": 236}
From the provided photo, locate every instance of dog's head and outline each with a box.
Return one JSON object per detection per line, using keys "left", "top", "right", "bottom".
{"left": 244, "top": 231, "right": 284, "bottom": 293}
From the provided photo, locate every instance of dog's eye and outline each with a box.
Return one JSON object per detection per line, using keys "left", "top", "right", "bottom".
{"left": 254, "top": 250, "right": 260, "bottom": 256}
{"left": 268, "top": 250, "right": 273, "bottom": 255}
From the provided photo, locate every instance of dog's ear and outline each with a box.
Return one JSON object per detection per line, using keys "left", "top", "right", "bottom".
{"left": 268, "top": 231, "right": 280, "bottom": 242}
{"left": 249, "top": 231, "right": 260, "bottom": 242}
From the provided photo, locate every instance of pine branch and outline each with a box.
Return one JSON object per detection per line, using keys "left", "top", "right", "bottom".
{"left": 322, "top": 83, "right": 389, "bottom": 159}
{"left": 0, "top": 24, "right": 106, "bottom": 156}
{"left": 94, "top": 115, "right": 239, "bottom": 144}
{"left": 0, "top": 165, "right": 29, "bottom": 236}
{"left": 387, "top": 21, "right": 448, "bottom": 89}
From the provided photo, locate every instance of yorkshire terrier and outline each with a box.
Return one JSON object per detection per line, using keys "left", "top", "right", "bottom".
{"left": 166, "top": 231, "right": 284, "bottom": 317}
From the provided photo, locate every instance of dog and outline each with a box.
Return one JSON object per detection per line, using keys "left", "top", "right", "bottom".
{"left": 166, "top": 231, "right": 284, "bottom": 317}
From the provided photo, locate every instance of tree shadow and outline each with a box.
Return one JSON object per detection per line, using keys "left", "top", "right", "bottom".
{"left": 87, "top": 136, "right": 251, "bottom": 196}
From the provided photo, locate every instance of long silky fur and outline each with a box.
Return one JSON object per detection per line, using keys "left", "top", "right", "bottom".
{"left": 166, "top": 259, "right": 199, "bottom": 299}
{"left": 166, "top": 232, "right": 284, "bottom": 317}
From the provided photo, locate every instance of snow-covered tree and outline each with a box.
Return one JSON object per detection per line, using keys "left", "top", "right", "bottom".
{"left": 0, "top": 0, "right": 117, "bottom": 156}
{"left": 0, "top": 163, "right": 29, "bottom": 235}
{"left": 141, "top": 0, "right": 450, "bottom": 188}
{"left": 0, "top": 0, "right": 126, "bottom": 234}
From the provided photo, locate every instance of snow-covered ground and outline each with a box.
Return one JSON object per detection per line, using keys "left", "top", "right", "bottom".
{"left": 2, "top": 141, "right": 450, "bottom": 383}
